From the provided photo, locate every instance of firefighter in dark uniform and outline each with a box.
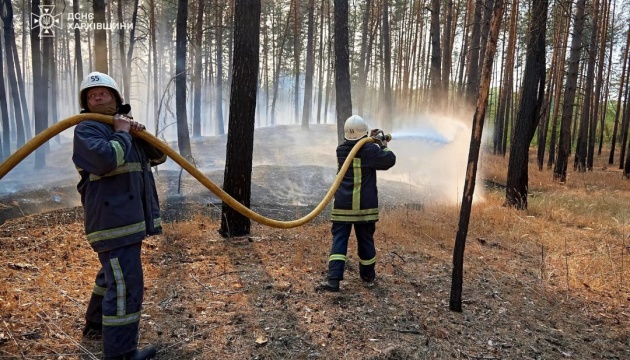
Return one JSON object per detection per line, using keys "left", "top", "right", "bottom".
{"left": 318, "top": 115, "right": 396, "bottom": 292}
{"left": 73, "top": 72, "right": 165, "bottom": 359}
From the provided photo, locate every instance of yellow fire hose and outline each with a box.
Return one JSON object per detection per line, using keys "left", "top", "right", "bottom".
{"left": 0, "top": 113, "right": 384, "bottom": 229}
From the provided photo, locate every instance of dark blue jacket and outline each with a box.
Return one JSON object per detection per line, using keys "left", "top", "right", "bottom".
{"left": 332, "top": 140, "right": 396, "bottom": 223}
{"left": 72, "top": 120, "right": 166, "bottom": 253}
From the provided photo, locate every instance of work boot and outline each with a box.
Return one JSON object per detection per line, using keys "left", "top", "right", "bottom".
{"left": 359, "top": 265, "right": 376, "bottom": 283}
{"left": 104, "top": 345, "right": 157, "bottom": 360}
{"left": 82, "top": 321, "right": 102, "bottom": 339}
{"left": 316, "top": 279, "right": 340, "bottom": 292}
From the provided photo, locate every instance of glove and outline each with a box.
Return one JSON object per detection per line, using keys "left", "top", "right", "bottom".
{"left": 369, "top": 128, "right": 382, "bottom": 137}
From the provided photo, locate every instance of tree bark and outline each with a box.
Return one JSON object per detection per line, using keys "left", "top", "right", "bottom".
{"left": 193, "top": 0, "right": 205, "bottom": 137}
{"left": 574, "top": 0, "right": 599, "bottom": 172}
{"left": 334, "top": 0, "right": 352, "bottom": 144}
{"left": 381, "top": 0, "right": 392, "bottom": 117}
{"left": 505, "top": 0, "right": 547, "bottom": 209}
{"left": 465, "top": 0, "right": 482, "bottom": 103}
{"left": 301, "top": 0, "right": 315, "bottom": 129}
{"left": 93, "top": 0, "right": 108, "bottom": 73}
{"left": 220, "top": 0, "right": 261, "bottom": 237}
{"left": 176, "top": 0, "right": 192, "bottom": 158}
{"left": 1, "top": 0, "right": 25, "bottom": 148}
{"left": 429, "top": 0, "right": 442, "bottom": 106}
{"left": 450, "top": 0, "right": 504, "bottom": 312}
{"left": 554, "top": 0, "right": 586, "bottom": 183}
{"left": 609, "top": 23, "right": 630, "bottom": 165}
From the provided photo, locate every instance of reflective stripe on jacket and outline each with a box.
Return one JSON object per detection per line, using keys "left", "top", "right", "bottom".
{"left": 73, "top": 120, "right": 166, "bottom": 252}
{"left": 331, "top": 140, "right": 396, "bottom": 223}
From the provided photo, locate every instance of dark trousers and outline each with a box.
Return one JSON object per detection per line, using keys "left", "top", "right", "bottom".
{"left": 87, "top": 243, "right": 144, "bottom": 357}
{"left": 328, "top": 222, "right": 376, "bottom": 280}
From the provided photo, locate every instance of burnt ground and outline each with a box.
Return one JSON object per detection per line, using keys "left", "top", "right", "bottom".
{"left": 1, "top": 124, "right": 629, "bottom": 359}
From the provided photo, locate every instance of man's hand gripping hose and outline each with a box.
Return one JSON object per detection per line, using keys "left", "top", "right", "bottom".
{"left": 0, "top": 114, "right": 391, "bottom": 229}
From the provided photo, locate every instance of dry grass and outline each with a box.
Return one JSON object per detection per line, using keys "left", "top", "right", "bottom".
{"left": 1, "top": 151, "right": 630, "bottom": 359}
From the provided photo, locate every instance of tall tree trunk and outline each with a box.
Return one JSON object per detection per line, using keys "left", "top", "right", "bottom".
{"left": 554, "top": 0, "right": 586, "bottom": 183}
{"left": 0, "top": 3, "right": 10, "bottom": 159}
{"left": 505, "top": 0, "right": 547, "bottom": 209}
{"left": 357, "top": 0, "right": 371, "bottom": 115}
{"left": 574, "top": 0, "right": 599, "bottom": 172}
{"left": 465, "top": 0, "right": 482, "bottom": 103}
{"left": 429, "top": 0, "right": 442, "bottom": 106}
{"left": 125, "top": 0, "right": 140, "bottom": 102}
{"left": 381, "top": 0, "right": 392, "bottom": 117}
{"left": 149, "top": 0, "right": 159, "bottom": 133}
{"left": 547, "top": 1, "right": 572, "bottom": 169}
{"left": 193, "top": 0, "right": 205, "bottom": 137}
{"left": 588, "top": 0, "right": 609, "bottom": 168}
{"left": 2, "top": 0, "right": 25, "bottom": 148}
{"left": 450, "top": 0, "right": 504, "bottom": 312}
{"left": 442, "top": 0, "right": 454, "bottom": 93}
{"left": 31, "top": 0, "right": 48, "bottom": 169}
{"left": 73, "top": 0, "right": 83, "bottom": 91}
{"left": 176, "top": 0, "right": 192, "bottom": 158}
{"left": 93, "top": 0, "right": 108, "bottom": 73}
{"left": 270, "top": 5, "right": 291, "bottom": 126}
{"left": 292, "top": 0, "right": 300, "bottom": 124}
{"left": 609, "top": 23, "right": 630, "bottom": 165}
{"left": 220, "top": 0, "right": 261, "bottom": 237}
{"left": 301, "top": 0, "right": 315, "bottom": 129}
{"left": 316, "top": 0, "right": 327, "bottom": 123}
{"left": 216, "top": 1, "right": 225, "bottom": 134}
{"left": 117, "top": 0, "right": 128, "bottom": 100}
{"left": 493, "top": 0, "right": 517, "bottom": 155}
{"left": 334, "top": 0, "right": 353, "bottom": 144}
{"left": 598, "top": 0, "right": 615, "bottom": 156}
{"left": 618, "top": 68, "right": 630, "bottom": 169}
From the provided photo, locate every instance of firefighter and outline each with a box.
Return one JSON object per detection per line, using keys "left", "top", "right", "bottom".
{"left": 73, "top": 72, "right": 165, "bottom": 359}
{"left": 318, "top": 115, "right": 396, "bottom": 292}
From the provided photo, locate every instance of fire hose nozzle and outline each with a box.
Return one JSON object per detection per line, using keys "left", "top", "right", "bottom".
{"left": 374, "top": 132, "right": 392, "bottom": 142}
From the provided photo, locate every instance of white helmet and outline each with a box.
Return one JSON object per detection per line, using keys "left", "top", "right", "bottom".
{"left": 79, "top": 72, "right": 123, "bottom": 110}
{"left": 344, "top": 115, "right": 369, "bottom": 140}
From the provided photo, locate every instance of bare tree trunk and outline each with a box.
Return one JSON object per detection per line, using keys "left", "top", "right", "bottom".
{"left": 216, "top": 1, "right": 225, "bottom": 134}
{"left": 450, "top": 0, "right": 504, "bottom": 312}
{"left": 193, "top": 0, "right": 205, "bottom": 137}
{"left": 588, "top": 0, "right": 609, "bottom": 168}
{"left": 11, "top": 27, "right": 31, "bottom": 140}
{"left": 598, "top": 0, "right": 614, "bottom": 156}
{"left": 618, "top": 68, "right": 630, "bottom": 169}
{"left": 574, "top": 0, "right": 599, "bottom": 172}
{"left": 357, "top": 0, "right": 371, "bottom": 115}
{"left": 554, "top": 0, "right": 586, "bottom": 183}
{"left": 270, "top": 5, "right": 291, "bottom": 126}
{"left": 125, "top": 0, "right": 140, "bottom": 102}
{"left": 465, "top": 0, "right": 482, "bottom": 103}
{"left": 292, "top": 0, "right": 300, "bottom": 124}
{"left": 93, "top": 0, "right": 108, "bottom": 73}
{"left": 442, "top": 0, "right": 453, "bottom": 94}
{"left": 493, "top": 0, "right": 517, "bottom": 155}
{"left": 334, "top": 0, "right": 353, "bottom": 144}
{"left": 1, "top": 0, "right": 25, "bottom": 148}
{"left": 302, "top": 0, "right": 315, "bottom": 129}
{"left": 316, "top": 0, "right": 327, "bottom": 123}
{"left": 220, "top": 0, "right": 261, "bottom": 237}
{"left": 609, "top": 22, "right": 630, "bottom": 165}
{"left": 73, "top": 0, "right": 83, "bottom": 92}
{"left": 149, "top": 0, "right": 159, "bottom": 133}
{"left": 429, "top": 0, "right": 442, "bottom": 106}
{"left": 505, "top": 0, "right": 547, "bottom": 209}
{"left": 176, "top": 0, "right": 192, "bottom": 158}
{"left": 547, "top": 1, "right": 571, "bottom": 169}
{"left": 381, "top": 0, "right": 392, "bottom": 117}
